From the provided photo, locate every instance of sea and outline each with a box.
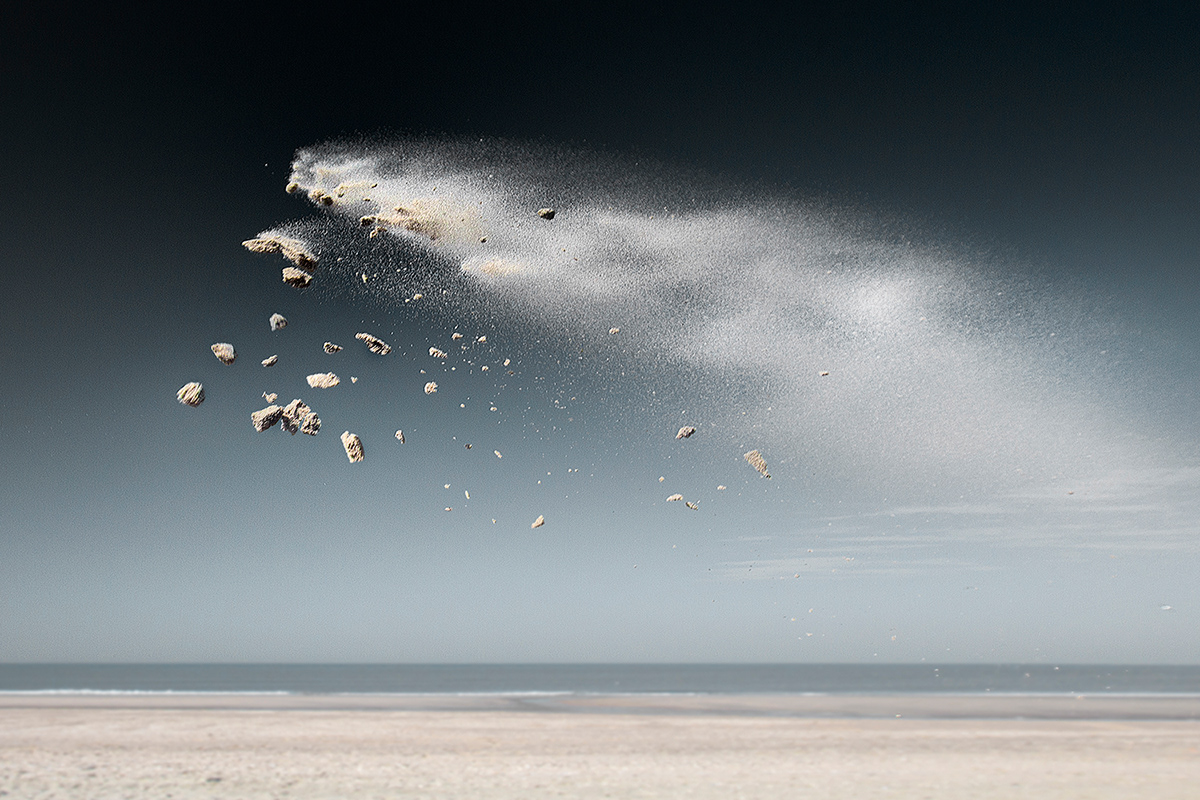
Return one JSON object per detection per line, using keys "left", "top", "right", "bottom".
{"left": 2, "top": 664, "right": 1199, "bottom": 695}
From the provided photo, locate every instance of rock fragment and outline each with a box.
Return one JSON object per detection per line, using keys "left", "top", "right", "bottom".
{"left": 676, "top": 426, "right": 697, "bottom": 440}
{"left": 261, "top": 355, "right": 278, "bottom": 367}
{"left": 263, "top": 392, "right": 278, "bottom": 403}
{"left": 451, "top": 332, "right": 464, "bottom": 340}
{"left": 355, "top": 333, "right": 391, "bottom": 355}
{"left": 717, "top": 485, "right": 727, "bottom": 491}
{"left": 269, "top": 313, "right": 288, "bottom": 331}
{"left": 281, "top": 267, "right": 313, "bottom": 288}
{"left": 536, "top": 208, "right": 556, "bottom": 219}
{"left": 211, "top": 343, "right": 236, "bottom": 365}
{"left": 242, "top": 234, "right": 318, "bottom": 271}
{"left": 176, "top": 382, "right": 204, "bottom": 407}
{"left": 666, "top": 494, "right": 684, "bottom": 502}
{"left": 340, "top": 431, "right": 364, "bottom": 463}
{"left": 819, "top": 371, "right": 830, "bottom": 377}
{"left": 531, "top": 515, "right": 545, "bottom": 529}
{"left": 429, "top": 347, "right": 447, "bottom": 359}
{"left": 307, "top": 372, "right": 340, "bottom": 389}
{"left": 744, "top": 449, "right": 771, "bottom": 479}
{"left": 395, "top": 430, "right": 405, "bottom": 444}
{"left": 685, "top": 501, "right": 699, "bottom": 510}
{"left": 476, "top": 335, "right": 487, "bottom": 343}
{"left": 494, "top": 450, "right": 502, "bottom": 458}
{"left": 251, "top": 405, "right": 284, "bottom": 432}
{"left": 323, "top": 342, "right": 343, "bottom": 354}
{"left": 281, "top": 399, "right": 320, "bottom": 435}
{"left": 609, "top": 327, "right": 620, "bottom": 334}
{"left": 424, "top": 382, "right": 438, "bottom": 394}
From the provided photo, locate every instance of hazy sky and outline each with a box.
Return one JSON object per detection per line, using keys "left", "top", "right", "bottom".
{"left": 1, "top": 5, "right": 1197, "bottom": 663}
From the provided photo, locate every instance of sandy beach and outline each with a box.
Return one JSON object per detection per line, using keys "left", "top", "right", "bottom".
{"left": 2, "top": 694, "right": 1199, "bottom": 799}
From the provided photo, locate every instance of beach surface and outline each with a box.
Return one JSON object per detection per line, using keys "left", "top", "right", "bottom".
{"left": 2, "top": 694, "right": 1199, "bottom": 799}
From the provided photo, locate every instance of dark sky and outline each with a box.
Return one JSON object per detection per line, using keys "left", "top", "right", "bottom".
{"left": 1, "top": 4, "right": 1197, "bottom": 663}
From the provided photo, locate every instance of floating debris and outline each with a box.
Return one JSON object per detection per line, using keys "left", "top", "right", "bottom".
{"left": 211, "top": 343, "right": 236, "bottom": 365}
{"left": 176, "top": 382, "right": 204, "bottom": 407}
{"left": 261, "top": 355, "right": 278, "bottom": 367}
{"left": 685, "top": 501, "right": 699, "bottom": 510}
{"left": 666, "top": 494, "right": 684, "bottom": 502}
{"left": 263, "top": 392, "right": 278, "bottom": 403}
{"left": 676, "top": 426, "right": 697, "bottom": 440}
{"left": 451, "top": 332, "right": 464, "bottom": 340}
{"left": 658, "top": 477, "right": 665, "bottom": 482}
{"left": 285, "top": 181, "right": 300, "bottom": 194}
{"left": 242, "top": 234, "right": 318, "bottom": 271}
{"left": 340, "top": 431, "right": 364, "bottom": 463}
{"left": 504, "top": 359, "right": 511, "bottom": 367}
{"left": 280, "top": 399, "right": 314, "bottom": 435}
{"left": 323, "top": 342, "right": 343, "bottom": 354}
{"left": 395, "top": 430, "right": 405, "bottom": 444}
{"left": 251, "top": 405, "right": 284, "bottom": 432}
{"left": 531, "top": 515, "right": 545, "bottom": 529}
{"left": 307, "top": 372, "right": 340, "bottom": 388}
{"left": 299, "top": 412, "right": 321, "bottom": 436}
{"left": 717, "top": 485, "right": 727, "bottom": 491}
{"left": 481, "top": 366, "right": 489, "bottom": 371}
{"left": 465, "top": 444, "right": 472, "bottom": 450}
{"left": 464, "top": 490, "right": 470, "bottom": 500}
{"left": 819, "top": 371, "right": 830, "bottom": 377}
{"left": 413, "top": 293, "right": 423, "bottom": 300}
{"left": 309, "top": 187, "right": 334, "bottom": 206}
{"left": 355, "top": 333, "right": 392, "bottom": 355}
{"left": 537, "top": 208, "right": 556, "bottom": 220}
{"left": 494, "top": 450, "right": 502, "bottom": 458}
{"left": 350, "top": 376, "right": 358, "bottom": 383}
{"left": 424, "top": 382, "right": 438, "bottom": 394}
{"left": 281, "top": 267, "right": 313, "bottom": 288}
{"left": 269, "top": 313, "right": 288, "bottom": 331}
{"left": 476, "top": 335, "right": 487, "bottom": 343}
{"left": 744, "top": 449, "right": 771, "bottom": 478}
{"left": 609, "top": 327, "right": 620, "bottom": 334}
{"left": 429, "top": 347, "right": 447, "bottom": 359}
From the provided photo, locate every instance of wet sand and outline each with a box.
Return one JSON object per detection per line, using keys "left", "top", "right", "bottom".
{"left": 2, "top": 694, "right": 1199, "bottom": 799}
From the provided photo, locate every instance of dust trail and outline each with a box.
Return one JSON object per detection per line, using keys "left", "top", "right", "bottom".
{"left": 253, "top": 137, "right": 1184, "bottom": 522}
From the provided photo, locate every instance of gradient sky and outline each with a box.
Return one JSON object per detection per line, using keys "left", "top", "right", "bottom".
{"left": 1, "top": 5, "right": 1197, "bottom": 663}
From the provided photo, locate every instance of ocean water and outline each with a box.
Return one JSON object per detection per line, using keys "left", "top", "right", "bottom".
{"left": 2, "top": 664, "right": 1199, "bottom": 695}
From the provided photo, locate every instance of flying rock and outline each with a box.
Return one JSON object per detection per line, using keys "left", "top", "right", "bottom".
{"left": 281, "top": 399, "right": 319, "bottom": 435}
{"left": 269, "top": 313, "right": 288, "bottom": 331}
{"left": 676, "top": 426, "right": 697, "bottom": 440}
{"left": 251, "top": 405, "right": 284, "bottom": 432}
{"left": 281, "top": 267, "right": 313, "bottom": 288}
{"left": 395, "top": 430, "right": 405, "bottom": 444}
{"left": 261, "top": 355, "right": 278, "bottom": 367}
{"left": 211, "top": 343, "right": 236, "bottom": 365}
{"left": 299, "top": 412, "right": 321, "bottom": 436}
{"left": 666, "top": 494, "right": 683, "bottom": 502}
{"left": 243, "top": 234, "right": 318, "bottom": 271}
{"left": 536, "top": 208, "right": 555, "bottom": 219}
{"left": 429, "top": 347, "right": 447, "bottom": 359}
{"left": 263, "top": 392, "right": 278, "bottom": 403}
{"left": 451, "top": 332, "right": 463, "bottom": 340}
{"left": 685, "top": 501, "right": 699, "bottom": 510}
{"left": 340, "top": 431, "right": 364, "bottom": 463}
{"left": 176, "top": 382, "right": 204, "bottom": 406}
{"left": 323, "top": 342, "right": 343, "bottom": 354}
{"left": 744, "top": 449, "right": 771, "bottom": 479}
{"left": 307, "top": 373, "right": 340, "bottom": 388}
{"left": 609, "top": 327, "right": 620, "bottom": 335}
{"left": 355, "top": 333, "right": 391, "bottom": 355}
{"left": 531, "top": 515, "right": 545, "bottom": 529}
{"left": 424, "top": 382, "right": 438, "bottom": 394}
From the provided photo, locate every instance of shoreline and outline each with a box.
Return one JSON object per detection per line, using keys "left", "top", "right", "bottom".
{"left": 3, "top": 691, "right": 1199, "bottom": 719}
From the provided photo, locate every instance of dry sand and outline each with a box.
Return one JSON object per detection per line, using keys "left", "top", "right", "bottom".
{"left": 2, "top": 694, "right": 1199, "bottom": 799}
